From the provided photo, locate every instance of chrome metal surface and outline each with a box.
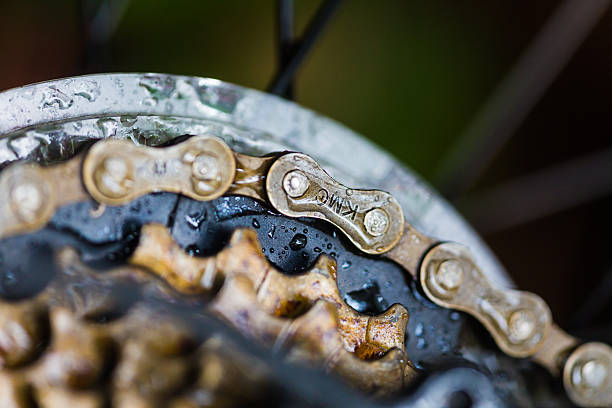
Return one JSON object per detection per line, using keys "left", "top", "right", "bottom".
{"left": 0, "top": 73, "right": 512, "bottom": 288}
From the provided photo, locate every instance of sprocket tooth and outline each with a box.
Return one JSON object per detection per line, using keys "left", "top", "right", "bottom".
{"left": 216, "top": 227, "right": 270, "bottom": 288}
{"left": 279, "top": 300, "right": 346, "bottom": 365}
{"left": 357, "top": 304, "right": 409, "bottom": 360}
{"left": 130, "top": 223, "right": 220, "bottom": 294}
{"left": 0, "top": 372, "right": 31, "bottom": 408}
{"left": 334, "top": 348, "right": 418, "bottom": 396}
{"left": 209, "top": 274, "right": 289, "bottom": 345}
{"left": 217, "top": 229, "right": 411, "bottom": 358}
{"left": 127, "top": 223, "right": 418, "bottom": 392}
{"left": 0, "top": 298, "right": 48, "bottom": 369}
{"left": 113, "top": 334, "right": 194, "bottom": 400}
{"left": 35, "top": 388, "right": 104, "bottom": 408}
{"left": 55, "top": 247, "right": 181, "bottom": 311}
{"left": 210, "top": 273, "right": 417, "bottom": 394}
{"left": 216, "top": 229, "right": 411, "bottom": 360}
{"left": 177, "top": 336, "right": 270, "bottom": 406}
{"left": 281, "top": 299, "right": 416, "bottom": 395}
{"left": 41, "top": 308, "right": 113, "bottom": 389}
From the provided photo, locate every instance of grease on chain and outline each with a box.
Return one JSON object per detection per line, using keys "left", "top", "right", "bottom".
{"left": 0, "top": 134, "right": 610, "bottom": 406}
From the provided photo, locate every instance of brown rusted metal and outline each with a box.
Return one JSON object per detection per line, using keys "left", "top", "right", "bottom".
{"left": 228, "top": 152, "right": 277, "bottom": 201}
{"left": 130, "top": 224, "right": 412, "bottom": 363}
{"left": 0, "top": 133, "right": 608, "bottom": 405}
{"left": 0, "top": 157, "right": 89, "bottom": 240}
{"left": 533, "top": 324, "right": 578, "bottom": 376}
{"left": 210, "top": 274, "right": 416, "bottom": 395}
{"left": 266, "top": 153, "right": 405, "bottom": 255}
{"left": 0, "top": 277, "right": 270, "bottom": 408}
{"left": 385, "top": 225, "right": 435, "bottom": 278}
{"left": 563, "top": 342, "right": 612, "bottom": 408}
{"left": 82, "top": 135, "right": 236, "bottom": 205}
{"left": 420, "top": 242, "right": 552, "bottom": 358}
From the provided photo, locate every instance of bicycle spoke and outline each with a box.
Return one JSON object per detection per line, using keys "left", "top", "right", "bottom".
{"left": 268, "top": 0, "right": 343, "bottom": 97}
{"left": 276, "top": 0, "right": 295, "bottom": 99}
{"left": 454, "top": 147, "right": 612, "bottom": 234}
{"left": 433, "top": 0, "right": 611, "bottom": 198}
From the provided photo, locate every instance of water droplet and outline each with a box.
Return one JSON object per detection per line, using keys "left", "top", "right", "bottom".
{"left": 303, "top": 228, "right": 308, "bottom": 234}
{"left": 2, "top": 270, "right": 16, "bottom": 286}
{"left": 251, "top": 219, "right": 260, "bottom": 229}
{"left": 344, "top": 280, "right": 388, "bottom": 314}
{"left": 450, "top": 312, "right": 460, "bottom": 321}
{"left": 189, "top": 79, "right": 241, "bottom": 114}
{"left": 268, "top": 226, "right": 276, "bottom": 239}
{"left": 313, "top": 247, "right": 321, "bottom": 253}
{"left": 139, "top": 74, "right": 176, "bottom": 100}
{"left": 96, "top": 118, "right": 119, "bottom": 138}
{"left": 185, "top": 211, "right": 206, "bottom": 229}
{"left": 120, "top": 115, "right": 138, "bottom": 127}
{"left": 269, "top": 248, "right": 275, "bottom": 253}
{"left": 326, "top": 243, "right": 332, "bottom": 250}
{"left": 40, "top": 86, "right": 73, "bottom": 110}
{"left": 289, "top": 233, "right": 307, "bottom": 250}
{"left": 341, "top": 261, "right": 352, "bottom": 269}
{"left": 73, "top": 80, "right": 100, "bottom": 102}
{"left": 414, "top": 322, "right": 424, "bottom": 337}
{"left": 186, "top": 245, "right": 201, "bottom": 256}
{"left": 436, "top": 337, "right": 450, "bottom": 352}
{"left": 416, "top": 338, "right": 427, "bottom": 350}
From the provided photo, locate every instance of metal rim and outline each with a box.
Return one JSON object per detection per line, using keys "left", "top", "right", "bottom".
{"left": 0, "top": 72, "right": 511, "bottom": 286}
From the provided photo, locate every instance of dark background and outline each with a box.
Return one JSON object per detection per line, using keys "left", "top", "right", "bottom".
{"left": 1, "top": 0, "right": 611, "bottom": 337}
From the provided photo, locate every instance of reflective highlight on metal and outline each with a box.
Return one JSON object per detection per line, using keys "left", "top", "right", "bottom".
{"left": 420, "top": 242, "right": 552, "bottom": 357}
{"left": 0, "top": 74, "right": 610, "bottom": 406}
{"left": 267, "top": 153, "right": 404, "bottom": 254}
{"left": 0, "top": 73, "right": 511, "bottom": 288}
{"left": 0, "top": 159, "right": 88, "bottom": 239}
{"left": 129, "top": 223, "right": 418, "bottom": 394}
{"left": 83, "top": 135, "right": 235, "bottom": 205}
{"left": 564, "top": 342, "right": 612, "bottom": 407}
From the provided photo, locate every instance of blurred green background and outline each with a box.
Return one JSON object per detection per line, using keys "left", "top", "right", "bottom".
{"left": 0, "top": 0, "right": 554, "bottom": 179}
{"left": 1, "top": 0, "right": 612, "bottom": 331}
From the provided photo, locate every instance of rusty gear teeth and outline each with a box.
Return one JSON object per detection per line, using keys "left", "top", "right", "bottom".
{"left": 0, "top": 278, "right": 270, "bottom": 407}
{"left": 0, "top": 226, "right": 417, "bottom": 406}
{"left": 130, "top": 224, "right": 417, "bottom": 393}
{"left": 0, "top": 132, "right": 608, "bottom": 406}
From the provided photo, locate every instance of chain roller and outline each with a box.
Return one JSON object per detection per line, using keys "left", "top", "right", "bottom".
{"left": 0, "top": 158, "right": 87, "bottom": 239}
{"left": 0, "top": 134, "right": 609, "bottom": 406}
{"left": 419, "top": 242, "right": 551, "bottom": 357}
{"left": 563, "top": 342, "right": 612, "bottom": 407}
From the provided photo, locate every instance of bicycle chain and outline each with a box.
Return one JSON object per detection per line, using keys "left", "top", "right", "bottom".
{"left": 0, "top": 134, "right": 610, "bottom": 407}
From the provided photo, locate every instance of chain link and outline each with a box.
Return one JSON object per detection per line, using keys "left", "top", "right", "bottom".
{"left": 0, "top": 134, "right": 610, "bottom": 407}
